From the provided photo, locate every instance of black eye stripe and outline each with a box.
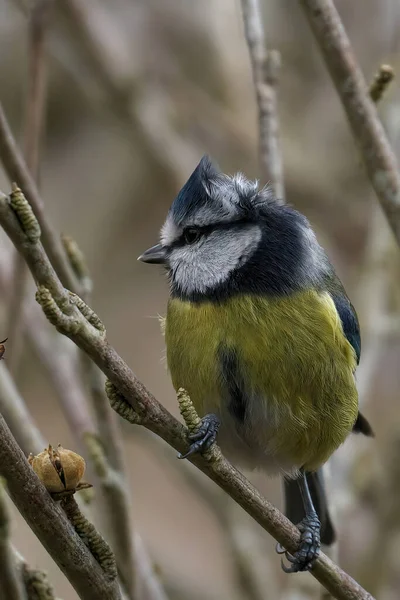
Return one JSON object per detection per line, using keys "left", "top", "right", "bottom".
{"left": 171, "top": 218, "right": 253, "bottom": 248}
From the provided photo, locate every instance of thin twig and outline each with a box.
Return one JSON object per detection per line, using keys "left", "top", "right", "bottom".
{"left": 240, "top": 0, "right": 285, "bottom": 201}
{"left": 0, "top": 102, "right": 81, "bottom": 295}
{"left": 299, "top": 0, "right": 400, "bottom": 244}
{"left": 0, "top": 188, "right": 374, "bottom": 600}
{"left": 7, "top": 0, "right": 51, "bottom": 373}
{"left": 0, "top": 478, "right": 27, "bottom": 600}
{"left": 0, "top": 415, "right": 122, "bottom": 600}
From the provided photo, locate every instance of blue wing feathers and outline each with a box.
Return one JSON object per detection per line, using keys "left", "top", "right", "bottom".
{"left": 330, "top": 293, "right": 361, "bottom": 364}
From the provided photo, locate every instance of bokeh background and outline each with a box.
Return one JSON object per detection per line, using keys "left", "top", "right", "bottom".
{"left": 1, "top": 0, "right": 400, "bottom": 598}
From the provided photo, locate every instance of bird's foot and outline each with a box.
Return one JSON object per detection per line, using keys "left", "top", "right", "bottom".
{"left": 178, "top": 413, "right": 220, "bottom": 459}
{"left": 276, "top": 513, "right": 321, "bottom": 573}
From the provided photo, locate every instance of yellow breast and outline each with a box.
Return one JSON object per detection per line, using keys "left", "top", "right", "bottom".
{"left": 165, "top": 291, "right": 358, "bottom": 472}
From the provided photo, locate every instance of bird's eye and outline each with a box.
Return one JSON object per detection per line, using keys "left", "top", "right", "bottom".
{"left": 183, "top": 228, "right": 201, "bottom": 245}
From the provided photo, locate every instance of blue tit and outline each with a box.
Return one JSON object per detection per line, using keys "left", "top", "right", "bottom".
{"left": 138, "top": 156, "right": 373, "bottom": 573}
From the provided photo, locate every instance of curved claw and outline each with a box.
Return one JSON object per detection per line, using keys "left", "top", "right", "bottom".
{"left": 178, "top": 439, "right": 204, "bottom": 460}
{"left": 275, "top": 543, "right": 286, "bottom": 555}
{"left": 279, "top": 513, "right": 321, "bottom": 574}
{"left": 281, "top": 558, "right": 298, "bottom": 574}
{"left": 284, "top": 553, "right": 297, "bottom": 564}
{"left": 178, "top": 414, "right": 220, "bottom": 460}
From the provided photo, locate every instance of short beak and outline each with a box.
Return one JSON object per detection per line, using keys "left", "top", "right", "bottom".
{"left": 137, "top": 243, "right": 167, "bottom": 264}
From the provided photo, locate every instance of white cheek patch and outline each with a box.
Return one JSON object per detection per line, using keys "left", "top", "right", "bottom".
{"left": 170, "top": 224, "right": 262, "bottom": 295}
{"left": 161, "top": 216, "right": 180, "bottom": 246}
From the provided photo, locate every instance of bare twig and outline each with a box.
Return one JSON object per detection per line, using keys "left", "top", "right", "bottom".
{"left": 299, "top": 0, "right": 400, "bottom": 244}
{"left": 0, "top": 415, "right": 122, "bottom": 600}
{"left": 0, "top": 189, "right": 374, "bottom": 600}
{"left": 0, "top": 102, "right": 81, "bottom": 295}
{"left": 240, "top": 0, "right": 285, "bottom": 200}
{"left": 0, "top": 479, "right": 26, "bottom": 600}
{"left": 7, "top": 0, "right": 51, "bottom": 373}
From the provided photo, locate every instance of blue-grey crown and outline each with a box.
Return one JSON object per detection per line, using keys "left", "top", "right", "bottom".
{"left": 169, "top": 155, "right": 222, "bottom": 224}
{"left": 169, "top": 155, "right": 280, "bottom": 226}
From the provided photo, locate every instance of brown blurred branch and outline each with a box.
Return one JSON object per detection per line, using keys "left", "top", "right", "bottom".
{"left": 299, "top": 0, "right": 400, "bottom": 244}
{"left": 0, "top": 415, "right": 122, "bottom": 600}
{"left": 240, "top": 0, "right": 285, "bottom": 201}
{"left": 0, "top": 189, "right": 374, "bottom": 600}
{"left": 0, "top": 479, "right": 26, "bottom": 600}
{"left": 7, "top": 0, "right": 51, "bottom": 373}
{"left": 24, "top": 0, "right": 51, "bottom": 183}
{"left": 0, "top": 102, "right": 81, "bottom": 295}
{"left": 58, "top": 0, "right": 186, "bottom": 187}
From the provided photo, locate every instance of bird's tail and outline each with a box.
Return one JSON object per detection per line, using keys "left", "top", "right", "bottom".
{"left": 283, "top": 468, "right": 335, "bottom": 546}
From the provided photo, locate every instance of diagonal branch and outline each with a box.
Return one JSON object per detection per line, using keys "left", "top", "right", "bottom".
{"left": 0, "top": 479, "right": 26, "bottom": 600}
{"left": 0, "top": 102, "right": 81, "bottom": 295}
{"left": 299, "top": 0, "right": 400, "bottom": 244}
{"left": 0, "top": 188, "right": 374, "bottom": 600}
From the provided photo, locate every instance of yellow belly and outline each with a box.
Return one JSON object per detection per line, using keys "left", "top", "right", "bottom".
{"left": 165, "top": 291, "right": 358, "bottom": 472}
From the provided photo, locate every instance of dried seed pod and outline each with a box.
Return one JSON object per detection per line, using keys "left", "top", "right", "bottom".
{"left": 29, "top": 444, "right": 86, "bottom": 493}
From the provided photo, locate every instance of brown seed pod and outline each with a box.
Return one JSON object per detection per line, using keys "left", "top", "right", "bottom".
{"left": 29, "top": 444, "right": 86, "bottom": 493}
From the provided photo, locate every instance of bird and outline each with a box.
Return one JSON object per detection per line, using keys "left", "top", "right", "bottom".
{"left": 138, "top": 155, "right": 373, "bottom": 573}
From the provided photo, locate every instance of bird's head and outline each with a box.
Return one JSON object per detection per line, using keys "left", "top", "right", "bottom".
{"left": 138, "top": 156, "right": 328, "bottom": 301}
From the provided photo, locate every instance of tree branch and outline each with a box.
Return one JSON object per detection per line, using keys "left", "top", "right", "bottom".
{"left": 0, "top": 102, "right": 81, "bottom": 295}
{"left": 0, "top": 415, "right": 121, "bottom": 600}
{"left": 240, "top": 0, "right": 285, "bottom": 201}
{"left": 299, "top": 0, "right": 400, "bottom": 244}
{"left": 0, "top": 187, "right": 374, "bottom": 600}
{"left": 7, "top": 0, "right": 52, "bottom": 373}
{"left": 0, "top": 479, "right": 26, "bottom": 600}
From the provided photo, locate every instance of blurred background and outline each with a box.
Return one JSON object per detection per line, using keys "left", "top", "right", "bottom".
{"left": 0, "top": 0, "right": 400, "bottom": 598}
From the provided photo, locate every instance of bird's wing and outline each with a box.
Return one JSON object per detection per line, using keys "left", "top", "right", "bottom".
{"left": 325, "top": 272, "right": 374, "bottom": 436}
{"left": 330, "top": 292, "right": 361, "bottom": 365}
{"left": 324, "top": 271, "right": 361, "bottom": 365}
